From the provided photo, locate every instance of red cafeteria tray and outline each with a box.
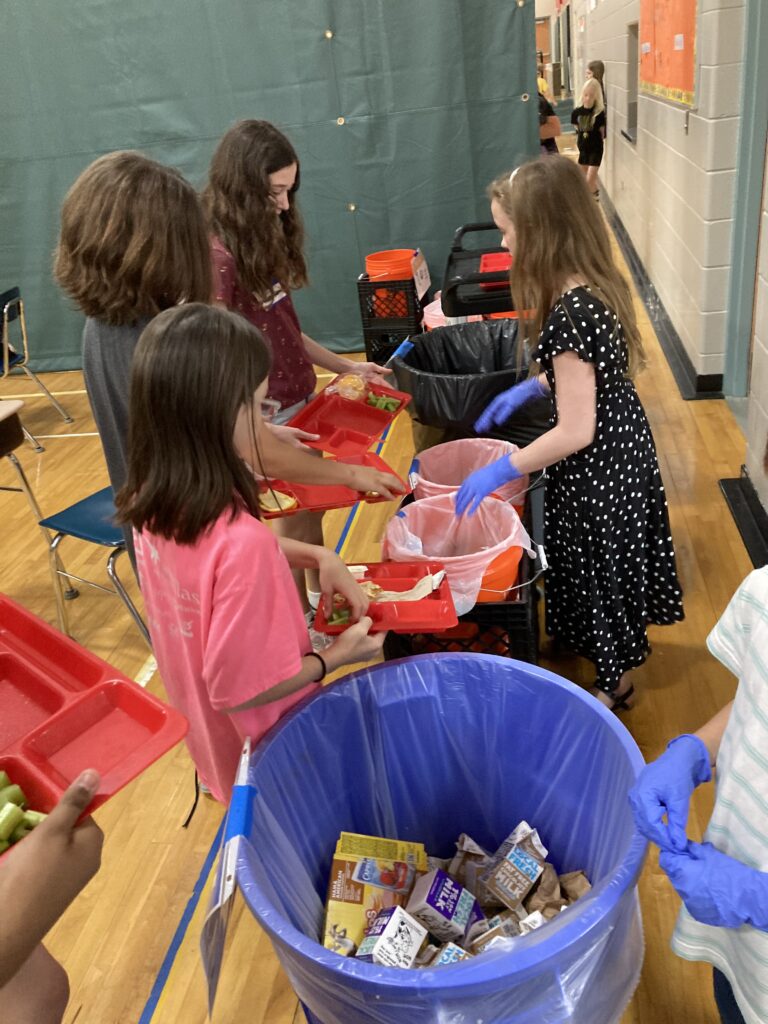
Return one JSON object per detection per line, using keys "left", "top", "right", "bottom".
{"left": 313, "top": 562, "right": 458, "bottom": 634}
{"left": 259, "top": 452, "right": 410, "bottom": 520}
{"left": 287, "top": 380, "right": 412, "bottom": 457}
{"left": 0, "top": 595, "right": 188, "bottom": 827}
{"left": 479, "top": 251, "right": 513, "bottom": 290}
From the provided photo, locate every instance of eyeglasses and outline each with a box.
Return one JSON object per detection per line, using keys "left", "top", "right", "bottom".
{"left": 259, "top": 398, "right": 281, "bottom": 423}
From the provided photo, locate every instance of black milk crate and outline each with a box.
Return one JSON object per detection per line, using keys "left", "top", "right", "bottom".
{"left": 383, "top": 478, "right": 546, "bottom": 664}
{"left": 362, "top": 326, "right": 416, "bottom": 366}
{"left": 382, "top": 546, "right": 541, "bottom": 663}
{"left": 357, "top": 273, "right": 424, "bottom": 364}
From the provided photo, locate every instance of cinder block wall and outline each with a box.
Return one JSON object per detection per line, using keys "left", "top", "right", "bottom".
{"left": 568, "top": 0, "right": 745, "bottom": 381}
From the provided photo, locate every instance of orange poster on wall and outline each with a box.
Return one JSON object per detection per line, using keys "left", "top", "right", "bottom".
{"left": 639, "top": 0, "right": 697, "bottom": 106}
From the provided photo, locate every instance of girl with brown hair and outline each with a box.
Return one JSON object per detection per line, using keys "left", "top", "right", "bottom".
{"left": 203, "top": 120, "right": 393, "bottom": 618}
{"left": 54, "top": 152, "right": 401, "bottom": 566}
{"left": 571, "top": 60, "right": 606, "bottom": 198}
{"left": 116, "top": 304, "right": 384, "bottom": 802}
{"left": 456, "top": 156, "right": 684, "bottom": 711}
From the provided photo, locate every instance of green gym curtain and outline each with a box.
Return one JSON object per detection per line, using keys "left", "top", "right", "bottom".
{"left": 1, "top": 0, "right": 538, "bottom": 368}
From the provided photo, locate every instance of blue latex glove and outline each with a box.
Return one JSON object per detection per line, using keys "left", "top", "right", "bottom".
{"left": 628, "top": 735, "right": 712, "bottom": 853}
{"left": 455, "top": 455, "right": 522, "bottom": 518}
{"left": 660, "top": 841, "right": 768, "bottom": 931}
{"left": 475, "top": 376, "right": 548, "bottom": 434}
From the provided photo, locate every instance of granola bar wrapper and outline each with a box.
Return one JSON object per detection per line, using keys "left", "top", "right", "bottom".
{"left": 559, "top": 870, "right": 592, "bottom": 902}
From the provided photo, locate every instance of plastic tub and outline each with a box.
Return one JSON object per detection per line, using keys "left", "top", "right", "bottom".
{"left": 412, "top": 438, "right": 530, "bottom": 515}
{"left": 391, "top": 321, "right": 525, "bottom": 432}
{"left": 223, "top": 653, "right": 646, "bottom": 1024}
{"left": 383, "top": 493, "right": 533, "bottom": 614}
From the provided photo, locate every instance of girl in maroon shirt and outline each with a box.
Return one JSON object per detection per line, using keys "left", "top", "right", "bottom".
{"left": 204, "top": 120, "right": 391, "bottom": 622}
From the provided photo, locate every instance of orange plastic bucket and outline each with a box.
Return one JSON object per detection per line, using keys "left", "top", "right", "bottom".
{"left": 476, "top": 543, "right": 523, "bottom": 602}
{"left": 365, "top": 248, "right": 416, "bottom": 281}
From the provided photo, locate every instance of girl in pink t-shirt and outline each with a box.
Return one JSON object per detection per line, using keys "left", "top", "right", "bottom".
{"left": 116, "top": 304, "right": 385, "bottom": 803}
{"left": 203, "top": 120, "right": 392, "bottom": 621}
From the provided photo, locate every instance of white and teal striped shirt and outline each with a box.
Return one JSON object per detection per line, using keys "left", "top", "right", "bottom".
{"left": 671, "top": 567, "right": 768, "bottom": 1024}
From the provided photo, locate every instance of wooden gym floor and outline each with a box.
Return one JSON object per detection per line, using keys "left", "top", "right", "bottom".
{"left": 0, "top": 238, "right": 753, "bottom": 1023}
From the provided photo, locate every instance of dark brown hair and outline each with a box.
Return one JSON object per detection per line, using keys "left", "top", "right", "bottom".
{"left": 54, "top": 152, "right": 212, "bottom": 326}
{"left": 116, "top": 304, "right": 271, "bottom": 544}
{"left": 488, "top": 156, "right": 645, "bottom": 376}
{"left": 203, "top": 120, "right": 308, "bottom": 301}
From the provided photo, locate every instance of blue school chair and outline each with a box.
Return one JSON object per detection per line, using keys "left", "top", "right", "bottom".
{"left": 38, "top": 487, "right": 151, "bottom": 648}
{"left": 2, "top": 286, "right": 74, "bottom": 451}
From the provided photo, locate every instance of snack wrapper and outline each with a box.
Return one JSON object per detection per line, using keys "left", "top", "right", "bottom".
{"left": 524, "top": 862, "right": 562, "bottom": 914}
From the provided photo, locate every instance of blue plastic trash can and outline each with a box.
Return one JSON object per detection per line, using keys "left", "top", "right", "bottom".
{"left": 228, "top": 653, "right": 646, "bottom": 1023}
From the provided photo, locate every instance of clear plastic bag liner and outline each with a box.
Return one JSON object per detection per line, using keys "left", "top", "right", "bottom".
{"left": 413, "top": 437, "right": 530, "bottom": 506}
{"left": 232, "top": 654, "right": 647, "bottom": 1023}
{"left": 392, "top": 321, "right": 528, "bottom": 431}
{"left": 382, "top": 494, "right": 534, "bottom": 614}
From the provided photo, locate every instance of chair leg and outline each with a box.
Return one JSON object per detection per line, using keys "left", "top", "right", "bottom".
{"left": 22, "top": 425, "right": 44, "bottom": 453}
{"left": 22, "top": 366, "right": 73, "bottom": 424}
{"left": 6, "top": 452, "right": 45, "bottom": 521}
{"left": 47, "top": 533, "right": 73, "bottom": 636}
{"left": 5, "top": 453, "right": 78, "bottom": 600}
{"left": 107, "top": 548, "right": 152, "bottom": 649}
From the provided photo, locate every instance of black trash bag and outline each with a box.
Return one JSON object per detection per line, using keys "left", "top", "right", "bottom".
{"left": 391, "top": 321, "right": 524, "bottom": 432}
{"left": 392, "top": 321, "right": 551, "bottom": 447}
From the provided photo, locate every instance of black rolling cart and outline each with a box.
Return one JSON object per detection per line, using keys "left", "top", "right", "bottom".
{"left": 440, "top": 222, "right": 516, "bottom": 318}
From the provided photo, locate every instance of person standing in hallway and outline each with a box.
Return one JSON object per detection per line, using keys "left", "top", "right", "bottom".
{"left": 571, "top": 60, "right": 606, "bottom": 199}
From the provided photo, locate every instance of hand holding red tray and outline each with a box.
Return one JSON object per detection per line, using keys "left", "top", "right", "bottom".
{"left": 313, "top": 562, "right": 458, "bottom": 635}
{"left": 0, "top": 596, "right": 188, "bottom": 848}
{"left": 258, "top": 452, "right": 410, "bottom": 520}
{"left": 287, "top": 375, "right": 411, "bottom": 457}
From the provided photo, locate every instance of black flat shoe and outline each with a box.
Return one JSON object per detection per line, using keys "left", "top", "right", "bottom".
{"left": 593, "top": 682, "right": 635, "bottom": 713}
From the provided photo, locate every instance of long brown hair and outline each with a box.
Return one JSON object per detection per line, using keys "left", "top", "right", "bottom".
{"left": 54, "top": 152, "right": 212, "bottom": 325}
{"left": 116, "top": 304, "right": 272, "bottom": 544}
{"left": 203, "top": 120, "right": 308, "bottom": 301}
{"left": 488, "top": 156, "right": 645, "bottom": 376}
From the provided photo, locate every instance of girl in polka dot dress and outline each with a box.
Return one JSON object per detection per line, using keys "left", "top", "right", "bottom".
{"left": 456, "top": 156, "right": 684, "bottom": 711}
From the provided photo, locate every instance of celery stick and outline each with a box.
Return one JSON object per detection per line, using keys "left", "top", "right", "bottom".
{"left": 10, "top": 823, "right": 30, "bottom": 844}
{"left": 0, "top": 803, "right": 24, "bottom": 842}
{"left": 0, "top": 771, "right": 10, "bottom": 791}
{"left": 22, "top": 810, "right": 47, "bottom": 829}
{"left": 0, "top": 785, "right": 26, "bottom": 810}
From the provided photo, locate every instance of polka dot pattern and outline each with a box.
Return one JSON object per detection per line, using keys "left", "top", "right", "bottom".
{"left": 532, "top": 287, "right": 684, "bottom": 691}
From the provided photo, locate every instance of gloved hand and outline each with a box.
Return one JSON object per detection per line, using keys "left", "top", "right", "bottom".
{"left": 475, "top": 376, "right": 548, "bottom": 434}
{"left": 628, "top": 734, "right": 711, "bottom": 853}
{"left": 660, "top": 841, "right": 768, "bottom": 931}
{"left": 455, "top": 456, "right": 522, "bottom": 518}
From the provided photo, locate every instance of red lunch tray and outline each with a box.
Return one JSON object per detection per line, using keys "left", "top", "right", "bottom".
{"left": 479, "top": 251, "right": 513, "bottom": 290}
{"left": 287, "top": 379, "right": 411, "bottom": 457}
{"left": 313, "top": 561, "right": 458, "bottom": 634}
{"left": 0, "top": 595, "right": 188, "bottom": 830}
{"left": 259, "top": 452, "right": 411, "bottom": 520}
